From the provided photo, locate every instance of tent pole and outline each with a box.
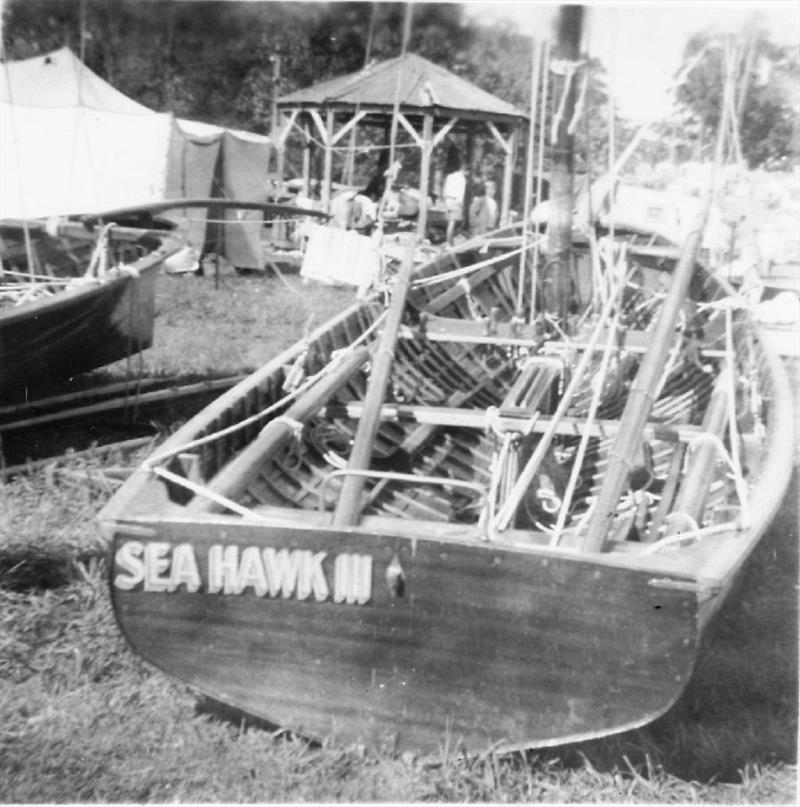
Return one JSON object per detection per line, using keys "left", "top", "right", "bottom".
{"left": 301, "top": 119, "right": 311, "bottom": 197}
{"left": 464, "top": 127, "right": 475, "bottom": 228}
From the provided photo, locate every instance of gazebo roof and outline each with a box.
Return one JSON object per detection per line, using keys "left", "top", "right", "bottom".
{"left": 277, "top": 52, "right": 527, "bottom": 124}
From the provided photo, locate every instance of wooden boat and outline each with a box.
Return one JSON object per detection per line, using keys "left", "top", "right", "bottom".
{"left": 0, "top": 199, "right": 327, "bottom": 399}
{"left": 100, "top": 213, "right": 794, "bottom": 752}
{"left": 0, "top": 219, "right": 177, "bottom": 399}
{"left": 100, "top": 8, "right": 794, "bottom": 752}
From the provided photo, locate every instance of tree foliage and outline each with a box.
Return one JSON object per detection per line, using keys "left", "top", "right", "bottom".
{"left": 1, "top": 1, "right": 477, "bottom": 131}
{"left": 675, "top": 24, "right": 799, "bottom": 168}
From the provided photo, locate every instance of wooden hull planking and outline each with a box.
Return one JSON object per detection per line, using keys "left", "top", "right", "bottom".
{"left": 111, "top": 519, "right": 699, "bottom": 752}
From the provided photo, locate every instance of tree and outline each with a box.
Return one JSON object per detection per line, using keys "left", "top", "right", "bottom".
{"left": 675, "top": 23, "right": 799, "bottom": 168}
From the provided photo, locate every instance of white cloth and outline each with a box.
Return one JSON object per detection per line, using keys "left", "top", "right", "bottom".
{"left": 300, "top": 224, "right": 381, "bottom": 297}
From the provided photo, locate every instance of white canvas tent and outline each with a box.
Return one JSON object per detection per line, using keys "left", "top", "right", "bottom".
{"left": 1, "top": 48, "right": 273, "bottom": 268}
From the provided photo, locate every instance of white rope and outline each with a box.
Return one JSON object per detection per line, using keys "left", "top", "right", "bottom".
{"left": 151, "top": 465, "right": 274, "bottom": 522}
{"left": 85, "top": 223, "right": 116, "bottom": 280}
{"left": 519, "top": 37, "right": 542, "bottom": 313}
{"left": 282, "top": 342, "right": 310, "bottom": 393}
{"left": 143, "top": 309, "right": 388, "bottom": 472}
{"left": 297, "top": 129, "right": 417, "bottom": 154}
{"left": 411, "top": 239, "right": 542, "bottom": 289}
{"left": 493, "top": 277, "right": 626, "bottom": 532}
{"left": 665, "top": 429, "right": 752, "bottom": 533}
{"left": 270, "top": 415, "right": 305, "bottom": 440}
{"left": 550, "top": 59, "right": 584, "bottom": 144}
{"left": 566, "top": 67, "right": 589, "bottom": 136}
{"left": 549, "top": 272, "right": 627, "bottom": 545}
{"left": 642, "top": 520, "right": 739, "bottom": 554}
{"left": 723, "top": 304, "right": 751, "bottom": 525}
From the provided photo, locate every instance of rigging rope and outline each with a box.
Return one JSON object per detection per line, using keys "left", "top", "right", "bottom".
{"left": 549, "top": 258, "right": 631, "bottom": 545}
{"left": 143, "top": 309, "right": 388, "bottom": 472}
{"left": 518, "top": 38, "right": 542, "bottom": 313}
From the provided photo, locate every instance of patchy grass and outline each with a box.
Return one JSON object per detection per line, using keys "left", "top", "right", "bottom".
{"left": 112, "top": 270, "right": 355, "bottom": 379}
{"left": 0, "top": 272, "right": 797, "bottom": 802}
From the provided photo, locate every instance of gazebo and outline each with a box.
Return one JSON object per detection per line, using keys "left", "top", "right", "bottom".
{"left": 274, "top": 53, "right": 528, "bottom": 236}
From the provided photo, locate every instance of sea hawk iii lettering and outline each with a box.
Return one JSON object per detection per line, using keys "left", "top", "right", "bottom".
{"left": 114, "top": 541, "right": 372, "bottom": 605}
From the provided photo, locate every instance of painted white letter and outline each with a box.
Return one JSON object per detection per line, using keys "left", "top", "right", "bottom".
{"left": 143, "top": 542, "right": 172, "bottom": 592}
{"left": 114, "top": 541, "right": 144, "bottom": 590}
{"left": 263, "top": 548, "right": 301, "bottom": 598}
{"left": 303, "top": 551, "right": 329, "bottom": 602}
{"left": 334, "top": 553, "right": 372, "bottom": 605}
{"left": 208, "top": 544, "right": 239, "bottom": 594}
{"left": 168, "top": 543, "right": 201, "bottom": 593}
{"left": 236, "top": 546, "right": 268, "bottom": 596}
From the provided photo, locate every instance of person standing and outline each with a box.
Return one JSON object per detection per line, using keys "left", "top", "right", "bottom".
{"left": 469, "top": 179, "right": 500, "bottom": 236}
{"left": 443, "top": 148, "right": 466, "bottom": 247}
{"left": 484, "top": 179, "right": 499, "bottom": 229}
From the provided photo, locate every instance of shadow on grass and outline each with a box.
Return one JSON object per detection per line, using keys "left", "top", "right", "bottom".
{"left": 194, "top": 696, "right": 311, "bottom": 743}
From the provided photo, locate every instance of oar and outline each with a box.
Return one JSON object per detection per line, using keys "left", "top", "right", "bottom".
{"left": 580, "top": 197, "right": 713, "bottom": 552}
{"left": 186, "top": 346, "right": 371, "bottom": 514}
{"left": 580, "top": 36, "right": 736, "bottom": 553}
{"left": 332, "top": 243, "right": 416, "bottom": 527}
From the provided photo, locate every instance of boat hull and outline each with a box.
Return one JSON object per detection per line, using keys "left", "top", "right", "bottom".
{"left": 0, "top": 251, "right": 161, "bottom": 397}
{"left": 111, "top": 519, "right": 699, "bottom": 752}
{"left": 100, "top": 222, "right": 795, "bottom": 753}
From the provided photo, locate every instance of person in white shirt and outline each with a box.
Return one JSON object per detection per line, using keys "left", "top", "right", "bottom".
{"left": 330, "top": 186, "right": 380, "bottom": 235}
{"left": 443, "top": 149, "right": 466, "bottom": 246}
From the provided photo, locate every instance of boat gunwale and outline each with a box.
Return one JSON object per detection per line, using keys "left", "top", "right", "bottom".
{"left": 98, "top": 294, "right": 383, "bottom": 531}
{"left": 0, "top": 228, "right": 179, "bottom": 321}
{"left": 106, "top": 496, "right": 732, "bottom": 586}
{"left": 694, "top": 324, "right": 796, "bottom": 590}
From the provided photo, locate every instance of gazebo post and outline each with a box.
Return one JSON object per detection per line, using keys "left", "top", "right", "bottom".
{"left": 278, "top": 53, "right": 528, "bottom": 219}
{"left": 417, "top": 112, "right": 433, "bottom": 240}
{"left": 464, "top": 126, "right": 475, "bottom": 228}
{"left": 322, "top": 109, "right": 335, "bottom": 213}
{"left": 501, "top": 127, "right": 517, "bottom": 225}
{"left": 302, "top": 118, "right": 311, "bottom": 197}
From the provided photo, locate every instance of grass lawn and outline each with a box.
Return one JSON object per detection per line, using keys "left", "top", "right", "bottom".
{"left": 0, "top": 271, "right": 797, "bottom": 803}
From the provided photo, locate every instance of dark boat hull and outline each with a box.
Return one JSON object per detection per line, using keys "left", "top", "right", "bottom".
{"left": 111, "top": 519, "right": 699, "bottom": 752}
{"left": 0, "top": 242, "right": 163, "bottom": 397}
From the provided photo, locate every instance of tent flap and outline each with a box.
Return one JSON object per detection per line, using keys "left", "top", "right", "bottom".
{"left": 218, "top": 131, "right": 273, "bottom": 269}
{"left": 1, "top": 47, "right": 271, "bottom": 270}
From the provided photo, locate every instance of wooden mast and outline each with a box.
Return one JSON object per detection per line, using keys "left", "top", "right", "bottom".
{"left": 580, "top": 39, "right": 735, "bottom": 553}
{"left": 546, "top": 5, "right": 583, "bottom": 328}
{"left": 333, "top": 245, "right": 416, "bottom": 527}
